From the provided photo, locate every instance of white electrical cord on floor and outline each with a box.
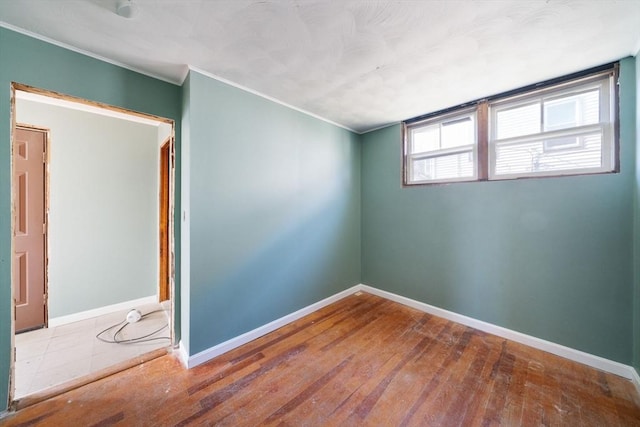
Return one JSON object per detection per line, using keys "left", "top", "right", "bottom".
{"left": 96, "top": 309, "right": 170, "bottom": 345}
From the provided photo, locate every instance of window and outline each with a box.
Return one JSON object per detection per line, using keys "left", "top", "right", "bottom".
{"left": 489, "top": 74, "right": 613, "bottom": 179}
{"left": 405, "top": 109, "right": 477, "bottom": 184}
{"left": 403, "top": 64, "right": 618, "bottom": 185}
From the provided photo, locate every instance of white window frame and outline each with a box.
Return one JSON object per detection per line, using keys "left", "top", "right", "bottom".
{"left": 404, "top": 108, "right": 478, "bottom": 184}
{"left": 488, "top": 72, "right": 615, "bottom": 180}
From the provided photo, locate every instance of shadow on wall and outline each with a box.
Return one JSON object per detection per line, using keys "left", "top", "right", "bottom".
{"left": 190, "top": 182, "right": 358, "bottom": 352}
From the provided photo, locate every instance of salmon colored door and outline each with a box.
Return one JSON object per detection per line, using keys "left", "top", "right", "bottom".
{"left": 158, "top": 140, "right": 170, "bottom": 302}
{"left": 13, "top": 126, "right": 47, "bottom": 333}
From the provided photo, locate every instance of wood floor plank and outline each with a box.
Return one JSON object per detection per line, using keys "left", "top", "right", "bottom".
{"left": 502, "top": 341, "right": 529, "bottom": 426}
{"left": 263, "top": 354, "right": 353, "bottom": 424}
{"left": 415, "top": 328, "right": 483, "bottom": 426}
{"left": 402, "top": 326, "right": 477, "bottom": 426}
{"left": 443, "top": 334, "right": 494, "bottom": 425}
{"left": 536, "top": 354, "right": 565, "bottom": 427}
{"left": 3, "top": 292, "right": 639, "bottom": 426}
{"left": 275, "top": 310, "right": 424, "bottom": 425}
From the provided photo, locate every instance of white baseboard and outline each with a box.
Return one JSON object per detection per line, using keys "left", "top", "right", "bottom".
{"left": 358, "top": 284, "right": 639, "bottom": 384}
{"left": 181, "top": 286, "right": 361, "bottom": 369}
{"left": 177, "top": 283, "right": 640, "bottom": 393}
{"left": 632, "top": 366, "right": 640, "bottom": 395}
{"left": 48, "top": 295, "right": 157, "bottom": 327}
{"left": 177, "top": 340, "right": 189, "bottom": 368}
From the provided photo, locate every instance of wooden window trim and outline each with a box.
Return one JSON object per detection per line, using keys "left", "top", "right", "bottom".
{"left": 612, "top": 62, "right": 621, "bottom": 173}
{"left": 477, "top": 101, "right": 488, "bottom": 181}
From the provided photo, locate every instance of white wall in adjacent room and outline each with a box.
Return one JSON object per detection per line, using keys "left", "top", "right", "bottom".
{"left": 17, "top": 99, "right": 159, "bottom": 318}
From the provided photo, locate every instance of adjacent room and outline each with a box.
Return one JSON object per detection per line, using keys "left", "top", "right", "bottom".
{"left": 11, "top": 90, "right": 174, "bottom": 398}
{"left": 0, "top": 0, "right": 639, "bottom": 425}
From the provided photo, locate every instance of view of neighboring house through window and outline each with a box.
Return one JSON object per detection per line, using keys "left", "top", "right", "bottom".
{"left": 403, "top": 64, "right": 618, "bottom": 185}
{"left": 489, "top": 73, "right": 613, "bottom": 179}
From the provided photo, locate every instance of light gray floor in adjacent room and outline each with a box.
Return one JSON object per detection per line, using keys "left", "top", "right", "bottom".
{"left": 13, "top": 302, "right": 170, "bottom": 399}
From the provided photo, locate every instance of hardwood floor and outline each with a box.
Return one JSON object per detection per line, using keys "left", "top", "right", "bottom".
{"left": 3, "top": 292, "right": 640, "bottom": 426}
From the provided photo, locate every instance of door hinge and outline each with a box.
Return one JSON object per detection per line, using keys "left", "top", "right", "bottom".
{"left": 43, "top": 151, "right": 46, "bottom": 163}
{"left": 43, "top": 223, "right": 46, "bottom": 234}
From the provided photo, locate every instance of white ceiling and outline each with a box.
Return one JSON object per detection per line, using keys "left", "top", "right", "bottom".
{"left": 1, "top": 0, "right": 639, "bottom": 133}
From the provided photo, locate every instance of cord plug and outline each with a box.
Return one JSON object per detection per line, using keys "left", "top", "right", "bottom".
{"left": 126, "top": 309, "right": 142, "bottom": 323}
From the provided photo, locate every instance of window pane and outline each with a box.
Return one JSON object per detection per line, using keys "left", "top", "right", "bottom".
{"left": 544, "top": 90, "right": 599, "bottom": 131}
{"left": 411, "top": 152, "right": 474, "bottom": 181}
{"left": 543, "top": 136, "right": 580, "bottom": 151}
{"left": 411, "top": 124, "right": 439, "bottom": 153}
{"left": 441, "top": 116, "right": 475, "bottom": 149}
{"left": 494, "top": 133, "right": 602, "bottom": 175}
{"left": 496, "top": 103, "right": 540, "bottom": 139}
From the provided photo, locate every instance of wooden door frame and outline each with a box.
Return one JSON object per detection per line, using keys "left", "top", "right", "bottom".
{"left": 8, "top": 82, "right": 177, "bottom": 406}
{"left": 166, "top": 135, "right": 176, "bottom": 343}
{"left": 159, "top": 139, "right": 170, "bottom": 302}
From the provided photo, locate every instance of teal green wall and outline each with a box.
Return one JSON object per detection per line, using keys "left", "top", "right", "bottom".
{"left": 634, "top": 53, "right": 640, "bottom": 374}
{"left": 361, "top": 57, "right": 637, "bottom": 364}
{"left": 0, "top": 27, "right": 181, "bottom": 410}
{"left": 184, "top": 70, "right": 361, "bottom": 355}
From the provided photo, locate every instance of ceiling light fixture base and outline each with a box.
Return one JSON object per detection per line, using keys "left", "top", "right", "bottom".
{"left": 116, "top": 0, "right": 139, "bottom": 19}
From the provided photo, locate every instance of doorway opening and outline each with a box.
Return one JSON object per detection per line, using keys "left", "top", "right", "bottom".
{"left": 9, "top": 83, "right": 176, "bottom": 405}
